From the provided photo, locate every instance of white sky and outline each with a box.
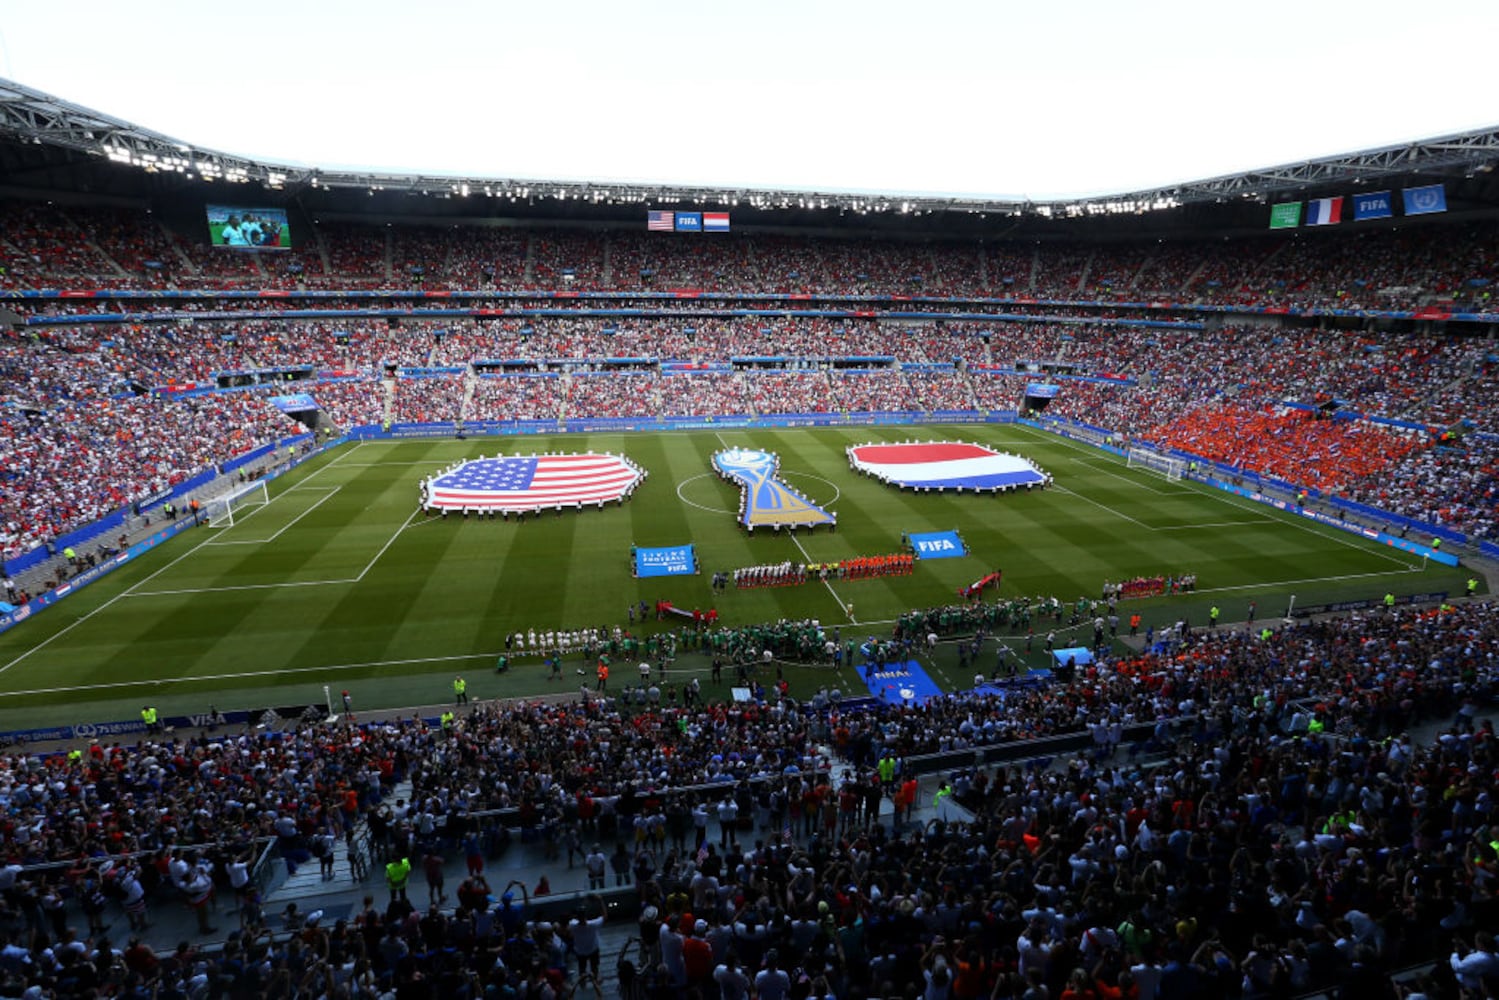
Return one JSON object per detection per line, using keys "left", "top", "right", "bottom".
{"left": 4, "top": 0, "right": 1497, "bottom": 200}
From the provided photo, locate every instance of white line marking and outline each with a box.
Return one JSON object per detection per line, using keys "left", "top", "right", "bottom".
{"left": 1189, "top": 565, "right": 1422, "bottom": 596}
{"left": 1151, "top": 519, "right": 1277, "bottom": 531}
{"left": 1191, "top": 484, "right": 1417, "bottom": 568}
{"left": 1075, "top": 457, "right": 1195, "bottom": 496}
{"left": 355, "top": 509, "right": 421, "bottom": 581}
{"left": 127, "top": 578, "right": 358, "bottom": 598}
{"left": 0, "top": 527, "right": 222, "bottom": 676}
{"left": 788, "top": 533, "right": 852, "bottom": 618}
{"left": 676, "top": 473, "right": 736, "bottom": 514}
{"left": 0, "top": 651, "right": 502, "bottom": 697}
{"left": 0, "top": 446, "right": 373, "bottom": 675}
{"left": 1017, "top": 425, "right": 1419, "bottom": 565}
{"left": 1051, "top": 485, "right": 1151, "bottom": 528}
{"left": 203, "top": 487, "right": 341, "bottom": 546}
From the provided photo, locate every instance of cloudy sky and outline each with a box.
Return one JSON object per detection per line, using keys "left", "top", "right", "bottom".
{"left": 3, "top": 0, "right": 1495, "bottom": 200}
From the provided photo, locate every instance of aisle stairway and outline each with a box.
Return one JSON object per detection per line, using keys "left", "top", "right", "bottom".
{"left": 266, "top": 778, "right": 413, "bottom": 904}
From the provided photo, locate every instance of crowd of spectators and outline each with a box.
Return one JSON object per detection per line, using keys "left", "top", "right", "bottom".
{"left": 9, "top": 204, "right": 1499, "bottom": 568}
{"left": 1342, "top": 439, "right": 1499, "bottom": 541}
{"left": 743, "top": 373, "right": 834, "bottom": 415}
{"left": 828, "top": 372, "right": 919, "bottom": 413}
{"left": 563, "top": 375, "right": 660, "bottom": 420}
{"left": 0, "top": 389, "right": 303, "bottom": 561}
{"left": 467, "top": 376, "right": 565, "bottom": 423}
{"left": 9, "top": 308, "right": 1499, "bottom": 565}
{"left": 657, "top": 375, "right": 752, "bottom": 419}
{"left": 1146, "top": 406, "right": 1421, "bottom": 495}
{"left": 314, "top": 380, "right": 388, "bottom": 430}
{"left": 0, "top": 594, "right": 1493, "bottom": 998}
{"left": 8, "top": 200, "right": 1498, "bottom": 308}
{"left": 392, "top": 376, "right": 465, "bottom": 425}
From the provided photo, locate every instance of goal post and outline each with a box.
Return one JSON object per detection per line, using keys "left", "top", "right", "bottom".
{"left": 1126, "top": 447, "right": 1186, "bottom": 482}
{"left": 204, "top": 479, "right": 271, "bottom": 528}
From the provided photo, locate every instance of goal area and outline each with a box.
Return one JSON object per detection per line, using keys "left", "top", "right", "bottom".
{"left": 204, "top": 480, "right": 271, "bottom": 527}
{"left": 1126, "top": 448, "right": 1186, "bottom": 482}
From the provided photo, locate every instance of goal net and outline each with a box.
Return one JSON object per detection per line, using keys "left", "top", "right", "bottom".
{"left": 205, "top": 480, "right": 271, "bottom": 527}
{"left": 1126, "top": 448, "right": 1186, "bottom": 482}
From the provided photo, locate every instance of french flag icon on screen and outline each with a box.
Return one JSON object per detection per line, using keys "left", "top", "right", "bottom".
{"left": 1306, "top": 197, "right": 1343, "bottom": 226}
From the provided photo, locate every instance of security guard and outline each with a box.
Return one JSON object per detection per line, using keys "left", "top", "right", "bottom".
{"left": 141, "top": 706, "right": 160, "bottom": 734}
{"left": 1467, "top": 578, "right": 1479, "bottom": 597}
{"left": 1209, "top": 606, "right": 1220, "bottom": 629}
{"left": 440, "top": 711, "right": 456, "bottom": 733}
{"left": 453, "top": 675, "right": 468, "bottom": 705}
{"left": 933, "top": 782, "right": 953, "bottom": 810}
{"left": 1384, "top": 593, "right": 1396, "bottom": 611}
{"left": 385, "top": 856, "right": 411, "bottom": 901}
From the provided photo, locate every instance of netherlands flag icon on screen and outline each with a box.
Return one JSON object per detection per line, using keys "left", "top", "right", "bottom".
{"left": 1305, "top": 197, "right": 1343, "bottom": 226}
{"left": 703, "top": 212, "right": 730, "bottom": 232}
{"left": 848, "top": 442, "right": 1048, "bottom": 490}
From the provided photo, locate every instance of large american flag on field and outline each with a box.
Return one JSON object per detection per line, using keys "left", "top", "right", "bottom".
{"left": 646, "top": 210, "right": 675, "bottom": 232}
{"left": 425, "top": 454, "right": 643, "bottom": 512}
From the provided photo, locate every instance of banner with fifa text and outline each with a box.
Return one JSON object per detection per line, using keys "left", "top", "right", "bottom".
{"left": 908, "top": 530, "right": 967, "bottom": 559}
{"left": 634, "top": 544, "right": 697, "bottom": 577}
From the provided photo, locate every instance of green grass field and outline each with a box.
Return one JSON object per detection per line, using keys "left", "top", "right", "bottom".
{"left": 0, "top": 423, "right": 1467, "bottom": 730}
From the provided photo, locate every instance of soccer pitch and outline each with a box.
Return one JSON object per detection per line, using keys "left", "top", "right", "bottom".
{"left": 0, "top": 424, "right": 1464, "bottom": 729}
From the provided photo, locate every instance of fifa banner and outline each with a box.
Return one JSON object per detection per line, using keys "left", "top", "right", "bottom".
{"left": 1402, "top": 183, "right": 1447, "bottom": 216}
{"left": 908, "top": 530, "right": 967, "bottom": 559}
{"left": 675, "top": 212, "right": 703, "bottom": 232}
{"left": 1268, "top": 202, "right": 1301, "bottom": 229}
{"left": 634, "top": 544, "right": 697, "bottom": 577}
{"left": 1353, "top": 190, "right": 1394, "bottom": 221}
{"left": 1025, "top": 383, "right": 1060, "bottom": 399}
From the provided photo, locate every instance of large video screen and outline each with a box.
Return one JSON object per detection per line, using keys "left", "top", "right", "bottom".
{"left": 205, "top": 205, "right": 291, "bottom": 249}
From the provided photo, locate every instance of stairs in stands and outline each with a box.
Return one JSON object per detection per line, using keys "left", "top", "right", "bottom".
{"left": 266, "top": 778, "right": 412, "bottom": 904}
{"left": 160, "top": 220, "right": 197, "bottom": 275}
{"left": 460, "top": 366, "right": 478, "bottom": 422}
{"left": 1074, "top": 250, "right": 1094, "bottom": 296}
{"left": 1175, "top": 256, "right": 1210, "bottom": 300}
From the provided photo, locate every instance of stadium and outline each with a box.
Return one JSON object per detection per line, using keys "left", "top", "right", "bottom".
{"left": 0, "top": 70, "right": 1497, "bottom": 1000}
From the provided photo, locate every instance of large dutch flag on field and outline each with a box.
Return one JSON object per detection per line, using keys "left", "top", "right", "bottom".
{"left": 848, "top": 442, "right": 1047, "bottom": 490}
{"left": 426, "top": 454, "right": 643, "bottom": 511}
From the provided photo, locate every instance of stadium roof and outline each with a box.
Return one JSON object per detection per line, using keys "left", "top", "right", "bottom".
{"left": 2, "top": 76, "right": 1498, "bottom": 224}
